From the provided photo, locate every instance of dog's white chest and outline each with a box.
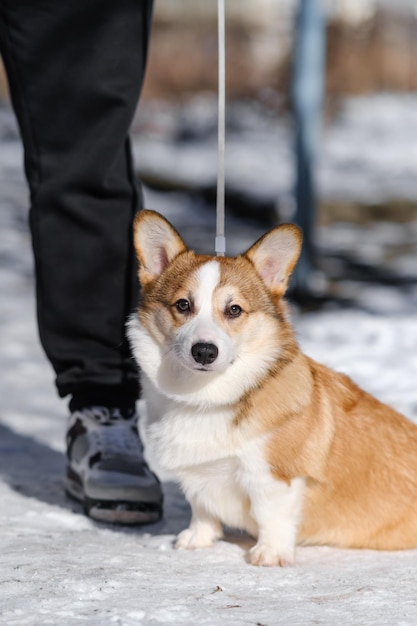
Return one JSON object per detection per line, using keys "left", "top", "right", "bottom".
{"left": 145, "top": 397, "right": 239, "bottom": 471}
{"left": 144, "top": 392, "right": 264, "bottom": 534}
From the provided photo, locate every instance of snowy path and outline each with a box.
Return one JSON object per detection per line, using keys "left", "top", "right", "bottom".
{"left": 1, "top": 99, "right": 417, "bottom": 625}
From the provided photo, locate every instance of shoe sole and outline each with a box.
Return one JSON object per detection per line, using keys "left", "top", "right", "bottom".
{"left": 66, "top": 469, "right": 162, "bottom": 526}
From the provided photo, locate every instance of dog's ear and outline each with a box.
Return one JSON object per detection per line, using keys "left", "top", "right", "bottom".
{"left": 133, "top": 210, "right": 187, "bottom": 286}
{"left": 244, "top": 224, "right": 302, "bottom": 297}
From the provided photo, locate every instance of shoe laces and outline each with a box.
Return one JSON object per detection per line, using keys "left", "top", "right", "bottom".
{"left": 78, "top": 406, "right": 143, "bottom": 460}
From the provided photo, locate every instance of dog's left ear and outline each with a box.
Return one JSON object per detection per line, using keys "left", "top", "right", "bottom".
{"left": 133, "top": 210, "right": 187, "bottom": 286}
{"left": 244, "top": 224, "right": 302, "bottom": 297}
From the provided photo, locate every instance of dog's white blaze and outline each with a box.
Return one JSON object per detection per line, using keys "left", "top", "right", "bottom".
{"left": 189, "top": 260, "right": 222, "bottom": 346}
{"left": 194, "top": 260, "right": 220, "bottom": 321}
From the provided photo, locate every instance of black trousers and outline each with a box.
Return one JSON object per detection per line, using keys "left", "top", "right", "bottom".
{"left": 0, "top": 0, "right": 154, "bottom": 409}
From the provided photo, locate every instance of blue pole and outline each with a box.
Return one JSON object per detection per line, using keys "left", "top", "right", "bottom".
{"left": 291, "top": 0, "right": 325, "bottom": 298}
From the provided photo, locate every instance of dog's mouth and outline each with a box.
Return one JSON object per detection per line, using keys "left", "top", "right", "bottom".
{"left": 184, "top": 362, "right": 214, "bottom": 373}
{"left": 193, "top": 358, "right": 235, "bottom": 373}
{"left": 185, "top": 361, "right": 222, "bottom": 374}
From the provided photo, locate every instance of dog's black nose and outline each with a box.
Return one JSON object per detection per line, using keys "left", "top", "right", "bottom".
{"left": 191, "top": 342, "right": 219, "bottom": 366}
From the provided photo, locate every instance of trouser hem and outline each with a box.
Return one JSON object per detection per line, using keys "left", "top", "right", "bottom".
{"left": 67, "top": 383, "right": 141, "bottom": 413}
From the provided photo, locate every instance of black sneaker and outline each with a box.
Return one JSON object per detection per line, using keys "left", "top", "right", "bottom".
{"left": 66, "top": 406, "right": 163, "bottom": 524}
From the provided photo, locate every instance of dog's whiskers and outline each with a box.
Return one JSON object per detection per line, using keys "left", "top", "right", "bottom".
{"left": 162, "top": 344, "right": 176, "bottom": 359}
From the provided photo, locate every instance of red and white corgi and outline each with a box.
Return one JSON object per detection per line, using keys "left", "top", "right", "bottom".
{"left": 128, "top": 209, "right": 417, "bottom": 566}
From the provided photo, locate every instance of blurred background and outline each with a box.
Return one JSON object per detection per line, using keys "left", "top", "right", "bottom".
{"left": 1, "top": 0, "right": 417, "bottom": 312}
{"left": 134, "top": 0, "right": 417, "bottom": 311}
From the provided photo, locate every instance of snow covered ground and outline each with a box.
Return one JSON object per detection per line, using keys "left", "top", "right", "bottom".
{"left": 1, "top": 95, "right": 417, "bottom": 625}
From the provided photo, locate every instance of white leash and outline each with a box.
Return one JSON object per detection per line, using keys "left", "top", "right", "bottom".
{"left": 215, "top": 0, "right": 226, "bottom": 257}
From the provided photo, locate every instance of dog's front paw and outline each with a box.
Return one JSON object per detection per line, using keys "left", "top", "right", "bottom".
{"left": 175, "top": 525, "right": 220, "bottom": 550}
{"left": 249, "top": 543, "right": 295, "bottom": 567}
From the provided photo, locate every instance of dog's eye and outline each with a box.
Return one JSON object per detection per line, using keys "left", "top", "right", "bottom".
{"left": 175, "top": 299, "right": 191, "bottom": 313}
{"left": 226, "top": 304, "right": 243, "bottom": 318}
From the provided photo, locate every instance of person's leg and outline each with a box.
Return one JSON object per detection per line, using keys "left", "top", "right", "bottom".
{"left": 0, "top": 0, "right": 163, "bottom": 523}
{"left": 0, "top": 0, "right": 153, "bottom": 408}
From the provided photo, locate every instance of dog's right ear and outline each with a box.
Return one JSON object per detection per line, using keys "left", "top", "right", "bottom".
{"left": 133, "top": 210, "right": 187, "bottom": 286}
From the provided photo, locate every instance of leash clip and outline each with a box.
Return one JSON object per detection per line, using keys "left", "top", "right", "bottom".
{"left": 215, "top": 235, "right": 226, "bottom": 257}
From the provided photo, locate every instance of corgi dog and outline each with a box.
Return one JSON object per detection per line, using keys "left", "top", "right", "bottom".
{"left": 128, "top": 209, "right": 417, "bottom": 567}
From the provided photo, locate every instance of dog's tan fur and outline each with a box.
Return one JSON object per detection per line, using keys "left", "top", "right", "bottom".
{"left": 231, "top": 347, "right": 417, "bottom": 550}
{"left": 131, "top": 209, "right": 417, "bottom": 564}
